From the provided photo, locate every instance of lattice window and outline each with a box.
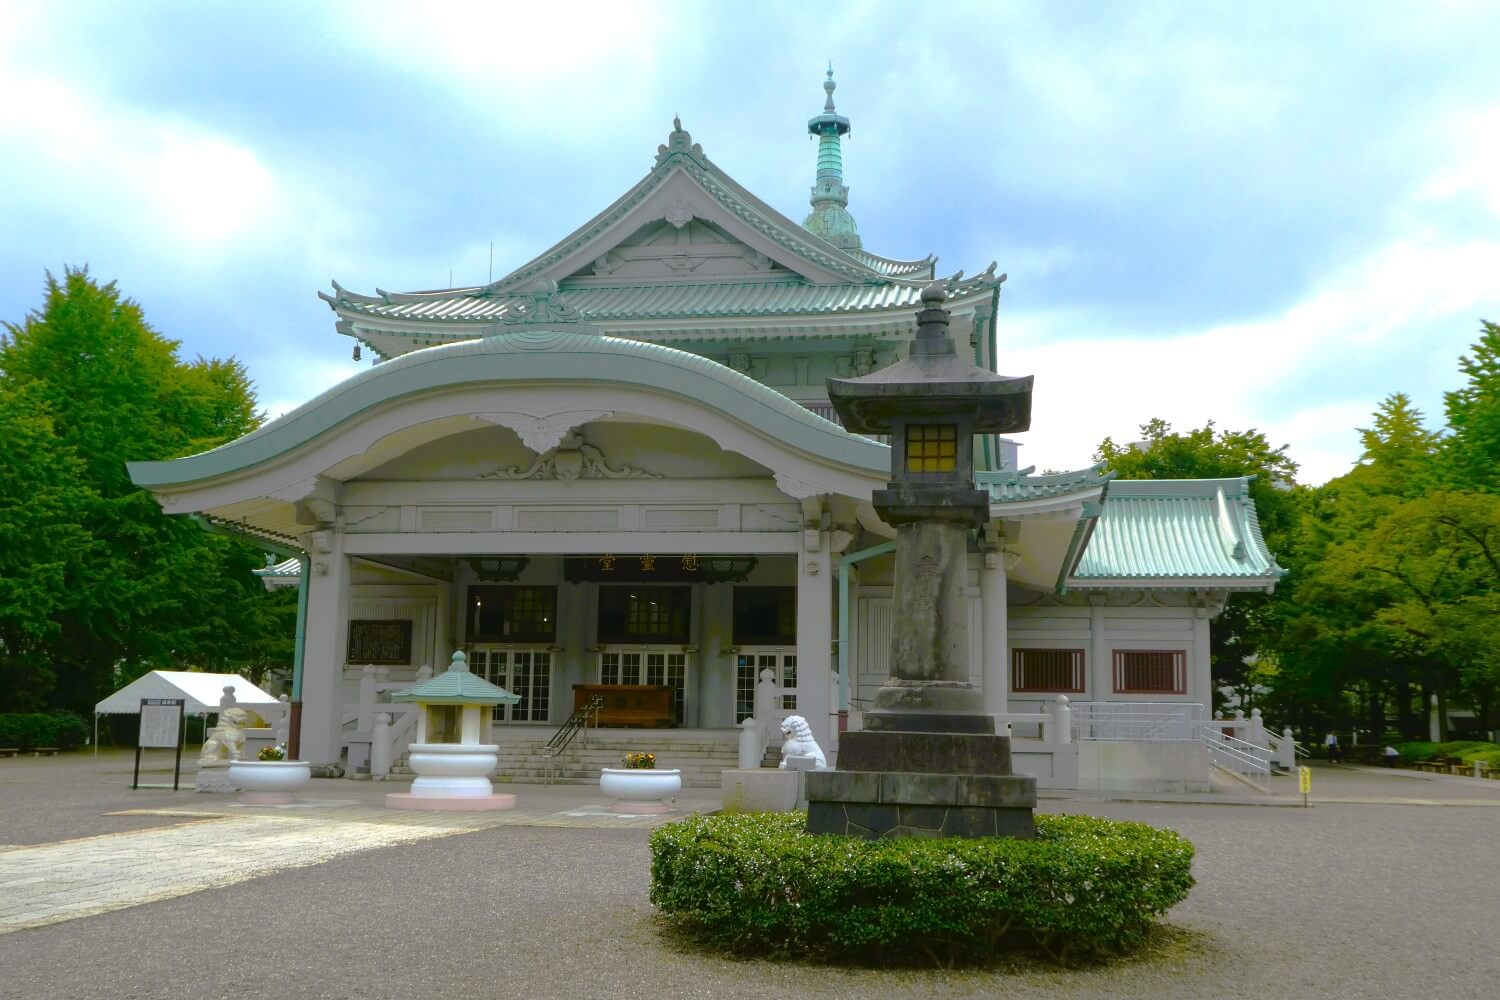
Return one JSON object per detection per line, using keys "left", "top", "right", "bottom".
{"left": 735, "top": 650, "right": 796, "bottom": 722}
{"left": 645, "top": 651, "right": 687, "bottom": 724}
{"left": 735, "top": 654, "right": 759, "bottom": 723}
{"left": 472, "top": 647, "right": 552, "bottom": 722}
{"left": 467, "top": 586, "right": 556, "bottom": 643}
{"left": 1011, "top": 648, "right": 1086, "bottom": 693}
{"left": 1113, "top": 649, "right": 1187, "bottom": 695}
{"left": 597, "top": 587, "right": 690, "bottom": 644}
{"left": 906, "top": 423, "right": 957, "bottom": 473}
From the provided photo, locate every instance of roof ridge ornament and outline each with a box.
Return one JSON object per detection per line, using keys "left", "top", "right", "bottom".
{"left": 501, "top": 279, "right": 591, "bottom": 329}
{"left": 656, "top": 116, "right": 706, "bottom": 168}
{"left": 803, "top": 64, "right": 861, "bottom": 250}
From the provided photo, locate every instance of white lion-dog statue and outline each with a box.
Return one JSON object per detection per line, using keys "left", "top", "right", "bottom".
{"left": 778, "top": 715, "right": 827, "bottom": 770}
{"left": 199, "top": 707, "right": 250, "bottom": 763}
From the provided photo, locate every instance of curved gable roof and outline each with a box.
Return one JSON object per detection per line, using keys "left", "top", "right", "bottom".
{"left": 127, "top": 329, "right": 891, "bottom": 489}
{"left": 1070, "top": 477, "right": 1286, "bottom": 589}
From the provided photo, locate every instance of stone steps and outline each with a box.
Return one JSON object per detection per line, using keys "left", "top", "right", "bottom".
{"left": 384, "top": 739, "right": 744, "bottom": 788}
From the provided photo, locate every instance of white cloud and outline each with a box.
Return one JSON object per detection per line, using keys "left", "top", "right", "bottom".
{"left": 1416, "top": 103, "right": 1500, "bottom": 222}
{"left": 0, "top": 66, "right": 284, "bottom": 254}
{"left": 334, "top": 0, "right": 670, "bottom": 131}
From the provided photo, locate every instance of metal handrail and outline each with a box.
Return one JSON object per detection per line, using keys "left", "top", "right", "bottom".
{"left": 1203, "top": 729, "right": 1272, "bottom": 777}
{"left": 539, "top": 696, "right": 603, "bottom": 760}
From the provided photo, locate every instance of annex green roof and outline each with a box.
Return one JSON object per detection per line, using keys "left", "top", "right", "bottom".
{"left": 126, "top": 327, "right": 891, "bottom": 489}
{"left": 1070, "top": 478, "right": 1286, "bottom": 590}
{"left": 390, "top": 652, "right": 520, "bottom": 706}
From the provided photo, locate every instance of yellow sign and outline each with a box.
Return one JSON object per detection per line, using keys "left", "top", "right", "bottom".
{"left": 1298, "top": 766, "right": 1312, "bottom": 794}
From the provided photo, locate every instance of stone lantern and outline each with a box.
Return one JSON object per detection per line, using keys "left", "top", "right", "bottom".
{"left": 384, "top": 650, "right": 521, "bottom": 812}
{"left": 807, "top": 281, "right": 1037, "bottom": 838}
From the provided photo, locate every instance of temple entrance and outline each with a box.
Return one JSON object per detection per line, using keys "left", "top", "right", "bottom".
{"left": 470, "top": 646, "right": 552, "bottom": 722}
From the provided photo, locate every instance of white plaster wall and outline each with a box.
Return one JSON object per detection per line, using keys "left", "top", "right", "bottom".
{"left": 1007, "top": 599, "right": 1204, "bottom": 712}
{"left": 1076, "top": 740, "right": 1210, "bottom": 793}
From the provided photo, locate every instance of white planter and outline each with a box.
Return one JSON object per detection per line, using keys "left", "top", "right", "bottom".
{"left": 600, "top": 767, "right": 682, "bottom": 814}
{"left": 228, "top": 759, "right": 312, "bottom": 804}
{"left": 407, "top": 742, "right": 499, "bottom": 798}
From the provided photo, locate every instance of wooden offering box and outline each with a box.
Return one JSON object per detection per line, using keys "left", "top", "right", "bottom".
{"left": 574, "top": 684, "right": 675, "bottom": 728}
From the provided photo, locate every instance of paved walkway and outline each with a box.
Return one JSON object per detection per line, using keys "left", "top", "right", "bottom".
{"left": 0, "top": 753, "right": 720, "bottom": 937}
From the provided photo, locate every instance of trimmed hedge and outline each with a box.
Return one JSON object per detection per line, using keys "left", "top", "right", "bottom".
{"left": 1395, "top": 740, "right": 1500, "bottom": 763}
{"left": 649, "top": 812, "right": 1195, "bottom": 966}
{"left": 0, "top": 712, "right": 89, "bottom": 749}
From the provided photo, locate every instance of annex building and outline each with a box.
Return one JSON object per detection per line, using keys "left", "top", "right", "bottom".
{"left": 128, "top": 74, "right": 1284, "bottom": 785}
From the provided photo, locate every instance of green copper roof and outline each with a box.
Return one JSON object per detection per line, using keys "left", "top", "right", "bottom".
{"left": 1071, "top": 478, "right": 1286, "bottom": 587}
{"left": 847, "top": 250, "right": 937, "bottom": 279}
{"left": 978, "top": 464, "right": 1114, "bottom": 503}
{"left": 391, "top": 652, "right": 520, "bottom": 706}
{"left": 127, "top": 327, "right": 891, "bottom": 488}
{"left": 324, "top": 274, "right": 998, "bottom": 326}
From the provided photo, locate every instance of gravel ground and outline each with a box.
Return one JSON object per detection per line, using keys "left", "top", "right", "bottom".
{"left": 1, "top": 756, "right": 1497, "bottom": 999}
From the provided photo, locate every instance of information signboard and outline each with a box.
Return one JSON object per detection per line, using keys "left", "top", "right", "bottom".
{"left": 134, "top": 698, "right": 186, "bottom": 790}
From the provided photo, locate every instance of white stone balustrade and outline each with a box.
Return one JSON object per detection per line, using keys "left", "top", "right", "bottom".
{"left": 738, "top": 718, "right": 762, "bottom": 770}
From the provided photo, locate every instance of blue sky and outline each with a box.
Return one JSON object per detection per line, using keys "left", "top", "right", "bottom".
{"left": 2, "top": 0, "right": 1498, "bottom": 483}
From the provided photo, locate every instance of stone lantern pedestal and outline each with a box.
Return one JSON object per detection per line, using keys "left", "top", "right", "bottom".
{"left": 809, "top": 280, "right": 1037, "bottom": 839}
{"left": 384, "top": 650, "right": 520, "bottom": 812}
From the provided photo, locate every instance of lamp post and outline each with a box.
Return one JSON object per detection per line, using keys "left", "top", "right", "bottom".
{"left": 827, "top": 281, "right": 1032, "bottom": 731}
{"left": 806, "top": 281, "right": 1038, "bottom": 839}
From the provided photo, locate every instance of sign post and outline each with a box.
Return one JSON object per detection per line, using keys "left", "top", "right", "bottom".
{"left": 134, "top": 698, "right": 186, "bottom": 790}
{"left": 1298, "top": 765, "right": 1312, "bottom": 808}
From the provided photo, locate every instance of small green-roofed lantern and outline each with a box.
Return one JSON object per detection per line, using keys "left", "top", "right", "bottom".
{"left": 391, "top": 650, "right": 520, "bottom": 746}
{"left": 827, "top": 281, "right": 1033, "bottom": 529}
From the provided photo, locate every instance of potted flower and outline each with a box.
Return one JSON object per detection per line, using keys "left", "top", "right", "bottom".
{"left": 227, "top": 743, "right": 312, "bottom": 804}
{"left": 599, "top": 751, "right": 681, "bottom": 814}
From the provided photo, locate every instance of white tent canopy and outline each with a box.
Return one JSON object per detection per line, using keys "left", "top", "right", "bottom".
{"left": 95, "top": 670, "right": 282, "bottom": 717}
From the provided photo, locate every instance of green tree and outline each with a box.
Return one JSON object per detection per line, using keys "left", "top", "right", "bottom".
{"left": 0, "top": 385, "right": 95, "bottom": 709}
{"left": 0, "top": 268, "right": 283, "bottom": 712}
{"left": 1443, "top": 320, "right": 1500, "bottom": 492}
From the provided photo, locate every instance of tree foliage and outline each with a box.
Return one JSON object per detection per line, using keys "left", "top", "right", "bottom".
{"left": 1261, "top": 324, "right": 1500, "bottom": 738}
{"left": 0, "top": 268, "right": 288, "bottom": 712}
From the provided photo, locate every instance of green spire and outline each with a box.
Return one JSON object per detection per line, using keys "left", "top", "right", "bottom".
{"left": 802, "top": 63, "right": 861, "bottom": 251}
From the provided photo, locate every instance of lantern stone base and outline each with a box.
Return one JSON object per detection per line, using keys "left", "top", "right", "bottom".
{"left": 805, "top": 730, "right": 1037, "bottom": 840}
{"left": 385, "top": 791, "right": 517, "bottom": 812}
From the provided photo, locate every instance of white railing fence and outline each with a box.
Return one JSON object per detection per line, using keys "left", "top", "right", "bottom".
{"left": 1069, "top": 701, "right": 1207, "bottom": 742}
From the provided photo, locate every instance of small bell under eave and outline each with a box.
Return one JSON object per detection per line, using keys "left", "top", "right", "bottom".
{"left": 352, "top": 343, "right": 362, "bottom": 362}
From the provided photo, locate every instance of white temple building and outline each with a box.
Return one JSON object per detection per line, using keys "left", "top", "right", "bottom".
{"left": 128, "top": 74, "right": 1284, "bottom": 788}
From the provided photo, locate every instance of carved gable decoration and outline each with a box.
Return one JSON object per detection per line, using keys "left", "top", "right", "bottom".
{"left": 480, "top": 431, "right": 661, "bottom": 482}
{"left": 567, "top": 215, "right": 791, "bottom": 282}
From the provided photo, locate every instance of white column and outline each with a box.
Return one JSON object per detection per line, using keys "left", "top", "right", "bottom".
{"left": 300, "top": 538, "right": 351, "bottom": 766}
{"left": 980, "top": 552, "right": 1009, "bottom": 715}
{"left": 1089, "top": 595, "right": 1110, "bottom": 701}
{"left": 796, "top": 547, "right": 834, "bottom": 752}
{"left": 1193, "top": 606, "right": 1212, "bottom": 703}
{"left": 433, "top": 572, "right": 453, "bottom": 665}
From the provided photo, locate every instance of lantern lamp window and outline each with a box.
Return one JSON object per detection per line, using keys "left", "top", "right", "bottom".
{"left": 906, "top": 424, "right": 958, "bottom": 473}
